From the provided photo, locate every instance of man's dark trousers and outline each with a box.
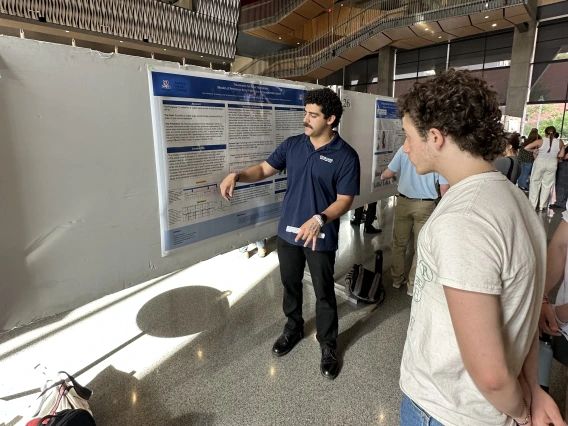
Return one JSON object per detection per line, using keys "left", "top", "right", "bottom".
{"left": 277, "top": 237, "right": 337, "bottom": 349}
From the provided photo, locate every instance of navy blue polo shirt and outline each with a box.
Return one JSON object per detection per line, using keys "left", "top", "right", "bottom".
{"left": 267, "top": 132, "right": 360, "bottom": 252}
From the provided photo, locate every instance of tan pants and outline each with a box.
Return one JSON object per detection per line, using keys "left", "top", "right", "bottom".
{"left": 529, "top": 157, "right": 558, "bottom": 209}
{"left": 391, "top": 196, "right": 436, "bottom": 293}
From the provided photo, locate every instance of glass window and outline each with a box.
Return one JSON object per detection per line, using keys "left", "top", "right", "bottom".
{"left": 537, "top": 21, "right": 568, "bottom": 43}
{"left": 483, "top": 68, "right": 510, "bottom": 105}
{"left": 523, "top": 103, "right": 568, "bottom": 138}
{"left": 345, "top": 60, "right": 367, "bottom": 87}
{"left": 484, "top": 47, "right": 512, "bottom": 68}
{"left": 396, "top": 49, "right": 419, "bottom": 65}
{"left": 367, "top": 56, "right": 378, "bottom": 84}
{"left": 418, "top": 57, "right": 447, "bottom": 77}
{"left": 394, "top": 79, "right": 416, "bottom": 97}
{"left": 534, "top": 21, "right": 568, "bottom": 62}
{"left": 325, "top": 69, "right": 343, "bottom": 86}
{"left": 450, "top": 38, "right": 486, "bottom": 56}
{"left": 530, "top": 62, "right": 568, "bottom": 103}
{"left": 419, "top": 44, "right": 447, "bottom": 60}
{"left": 486, "top": 31, "right": 514, "bottom": 50}
{"left": 534, "top": 38, "right": 568, "bottom": 62}
{"left": 395, "top": 61, "right": 417, "bottom": 80}
{"left": 449, "top": 51, "right": 484, "bottom": 70}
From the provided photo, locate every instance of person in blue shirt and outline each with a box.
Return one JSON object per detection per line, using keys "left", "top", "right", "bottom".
{"left": 381, "top": 146, "right": 449, "bottom": 296}
{"left": 220, "top": 88, "right": 360, "bottom": 380}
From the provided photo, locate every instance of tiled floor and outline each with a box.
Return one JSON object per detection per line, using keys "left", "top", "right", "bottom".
{"left": 1, "top": 198, "right": 567, "bottom": 425}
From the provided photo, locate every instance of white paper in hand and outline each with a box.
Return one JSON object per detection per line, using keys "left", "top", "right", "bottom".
{"left": 286, "top": 226, "right": 325, "bottom": 239}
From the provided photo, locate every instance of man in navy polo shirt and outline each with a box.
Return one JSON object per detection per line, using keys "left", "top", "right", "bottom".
{"left": 220, "top": 88, "right": 360, "bottom": 380}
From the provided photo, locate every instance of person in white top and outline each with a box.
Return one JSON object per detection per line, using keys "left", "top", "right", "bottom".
{"left": 539, "top": 206, "right": 568, "bottom": 423}
{"left": 525, "top": 126, "right": 565, "bottom": 211}
{"left": 397, "top": 69, "right": 563, "bottom": 426}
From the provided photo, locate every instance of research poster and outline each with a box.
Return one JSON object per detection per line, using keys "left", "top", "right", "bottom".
{"left": 371, "top": 99, "right": 406, "bottom": 192}
{"left": 148, "top": 66, "right": 306, "bottom": 254}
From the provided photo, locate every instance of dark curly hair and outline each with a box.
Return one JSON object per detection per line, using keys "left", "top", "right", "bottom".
{"left": 305, "top": 88, "right": 343, "bottom": 128}
{"left": 397, "top": 69, "right": 506, "bottom": 162}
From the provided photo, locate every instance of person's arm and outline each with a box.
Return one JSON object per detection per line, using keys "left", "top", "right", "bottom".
{"left": 384, "top": 147, "right": 403, "bottom": 179}
{"left": 444, "top": 288, "right": 529, "bottom": 424}
{"left": 440, "top": 184, "right": 450, "bottom": 196}
{"left": 539, "top": 220, "right": 568, "bottom": 335}
{"left": 521, "top": 331, "right": 564, "bottom": 426}
{"left": 524, "top": 140, "right": 542, "bottom": 152}
{"left": 220, "top": 161, "right": 279, "bottom": 201}
{"left": 381, "top": 168, "right": 396, "bottom": 180}
{"left": 558, "top": 140, "right": 565, "bottom": 160}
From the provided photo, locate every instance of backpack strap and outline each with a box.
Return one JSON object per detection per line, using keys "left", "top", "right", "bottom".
{"left": 353, "top": 265, "right": 365, "bottom": 296}
{"left": 368, "top": 273, "right": 382, "bottom": 300}
{"left": 506, "top": 157, "right": 514, "bottom": 181}
{"left": 57, "top": 372, "right": 92, "bottom": 400}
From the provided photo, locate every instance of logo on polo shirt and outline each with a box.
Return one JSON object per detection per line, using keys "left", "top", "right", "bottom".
{"left": 320, "top": 155, "right": 333, "bottom": 163}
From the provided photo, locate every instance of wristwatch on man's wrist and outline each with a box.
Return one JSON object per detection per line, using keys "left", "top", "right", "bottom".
{"left": 319, "top": 213, "right": 328, "bottom": 225}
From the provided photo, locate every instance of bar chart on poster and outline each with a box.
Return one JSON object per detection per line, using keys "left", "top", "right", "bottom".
{"left": 148, "top": 66, "right": 306, "bottom": 254}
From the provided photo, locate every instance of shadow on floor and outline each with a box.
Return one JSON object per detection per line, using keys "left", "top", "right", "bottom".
{"left": 136, "top": 286, "right": 231, "bottom": 338}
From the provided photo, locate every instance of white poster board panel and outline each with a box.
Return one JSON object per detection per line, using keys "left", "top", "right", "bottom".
{"left": 338, "top": 90, "right": 399, "bottom": 208}
{"left": 147, "top": 67, "right": 307, "bottom": 255}
{"left": 0, "top": 36, "right": 322, "bottom": 327}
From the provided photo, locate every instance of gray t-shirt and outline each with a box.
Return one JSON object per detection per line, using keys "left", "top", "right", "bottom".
{"left": 400, "top": 172, "right": 546, "bottom": 426}
{"left": 494, "top": 156, "right": 521, "bottom": 184}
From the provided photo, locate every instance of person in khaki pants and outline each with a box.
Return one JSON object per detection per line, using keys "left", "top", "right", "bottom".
{"left": 381, "top": 147, "right": 449, "bottom": 296}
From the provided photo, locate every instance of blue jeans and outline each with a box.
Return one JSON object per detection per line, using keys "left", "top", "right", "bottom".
{"left": 518, "top": 162, "right": 533, "bottom": 189}
{"left": 401, "top": 395, "right": 444, "bottom": 426}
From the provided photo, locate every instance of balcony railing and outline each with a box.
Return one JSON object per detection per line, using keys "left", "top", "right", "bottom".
{"left": 239, "top": 0, "right": 305, "bottom": 31}
{"left": 0, "top": 0, "right": 240, "bottom": 60}
{"left": 240, "top": 0, "right": 527, "bottom": 78}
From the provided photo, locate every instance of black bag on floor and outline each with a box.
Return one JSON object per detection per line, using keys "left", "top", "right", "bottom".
{"left": 345, "top": 250, "right": 385, "bottom": 304}
{"left": 37, "top": 409, "right": 96, "bottom": 426}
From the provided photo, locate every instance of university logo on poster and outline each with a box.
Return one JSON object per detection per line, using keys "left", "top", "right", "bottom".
{"left": 162, "top": 80, "right": 171, "bottom": 90}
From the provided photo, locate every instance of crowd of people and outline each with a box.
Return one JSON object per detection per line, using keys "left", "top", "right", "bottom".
{"left": 501, "top": 126, "right": 568, "bottom": 211}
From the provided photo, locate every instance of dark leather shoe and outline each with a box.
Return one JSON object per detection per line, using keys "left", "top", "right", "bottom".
{"left": 320, "top": 348, "right": 339, "bottom": 380}
{"left": 364, "top": 225, "right": 382, "bottom": 234}
{"left": 272, "top": 331, "right": 304, "bottom": 357}
{"left": 350, "top": 219, "right": 361, "bottom": 226}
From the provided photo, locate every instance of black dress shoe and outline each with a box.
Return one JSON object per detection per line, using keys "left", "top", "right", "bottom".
{"left": 320, "top": 348, "right": 339, "bottom": 380}
{"left": 272, "top": 331, "right": 304, "bottom": 357}
{"left": 364, "top": 225, "right": 382, "bottom": 234}
{"left": 350, "top": 219, "right": 361, "bottom": 226}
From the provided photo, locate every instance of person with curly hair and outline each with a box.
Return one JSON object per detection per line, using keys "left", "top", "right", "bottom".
{"left": 220, "top": 88, "right": 360, "bottom": 380}
{"left": 525, "top": 126, "right": 565, "bottom": 211}
{"left": 397, "top": 69, "right": 562, "bottom": 426}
